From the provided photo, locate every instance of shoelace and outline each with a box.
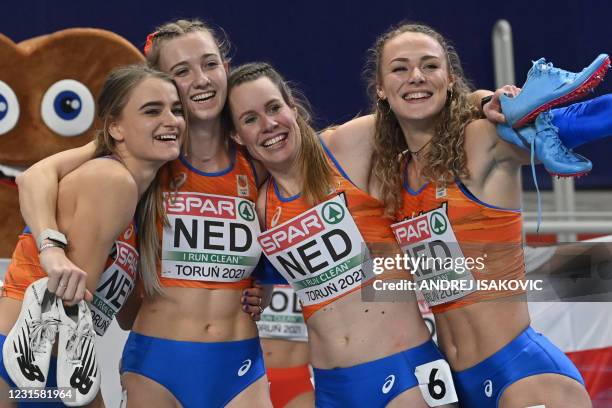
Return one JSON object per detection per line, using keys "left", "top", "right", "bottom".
{"left": 528, "top": 61, "right": 553, "bottom": 78}
{"left": 28, "top": 317, "right": 61, "bottom": 353}
{"left": 545, "top": 134, "right": 577, "bottom": 161}
{"left": 531, "top": 60, "right": 572, "bottom": 80}
{"left": 528, "top": 129, "right": 577, "bottom": 233}
{"left": 65, "top": 321, "right": 95, "bottom": 365}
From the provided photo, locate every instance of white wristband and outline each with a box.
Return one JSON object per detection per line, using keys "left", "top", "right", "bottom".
{"left": 36, "top": 228, "right": 68, "bottom": 251}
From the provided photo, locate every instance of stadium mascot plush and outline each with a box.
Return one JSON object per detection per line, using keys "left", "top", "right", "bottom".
{"left": 0, "top": 28, "right": 144, "bottom": 258}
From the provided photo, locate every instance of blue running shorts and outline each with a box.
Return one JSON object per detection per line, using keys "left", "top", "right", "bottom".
{"left": 313, "top": 339, "right": 457, "bottom": 407}
{"left": 121, "top": 332, "right": 266, "bottom": 408}
{"left": 453, "top": 326, "right": 584, "bottom": 408}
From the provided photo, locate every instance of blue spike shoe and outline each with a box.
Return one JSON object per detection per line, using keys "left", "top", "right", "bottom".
{"left": 496, "top": 111, "right": 592, "bottom": 177}
{"left": 501, "top": 54, "right": 610, "bottom": 128}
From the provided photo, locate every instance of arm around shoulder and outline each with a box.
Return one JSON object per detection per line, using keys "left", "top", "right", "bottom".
{"left": 16, "top": 141, "right": 97, "bottom": 238}
{"left": 322, "top": 114, "right": 375, "bottom": 157}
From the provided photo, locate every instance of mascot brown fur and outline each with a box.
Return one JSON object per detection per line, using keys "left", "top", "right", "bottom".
{"left": 0, "top": 28, "right": 144, "bottom": 258}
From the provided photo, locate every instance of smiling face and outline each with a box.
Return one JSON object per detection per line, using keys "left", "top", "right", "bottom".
{"left": 110, "top": 77, "right": 184, "bottom": 164}
{"left": 157, "top": 31, "right": 227, "bottom": 123}
{"left": 377, "top": 32, "right": 452, "bottom": 126}
{"left": 229, "top": 77, "right": 299, "bottom": 169}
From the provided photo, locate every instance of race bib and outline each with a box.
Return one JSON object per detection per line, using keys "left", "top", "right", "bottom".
{"left": 257, "top": 285, "right": 308, "bottom": 342}
{"left": 90, "top": 240, "right": 138, "bottom": 335}
{"left": 258, "top": 195, "right": 373, "bottom": 307}
{"left": 161, "top": 192, "right": 261, "bottom": 282}
{"left": 391, "top": 204, "right": 476, "bottom": 306}
{"left": 415, "top": 359, "right": 458, "bottom": 406}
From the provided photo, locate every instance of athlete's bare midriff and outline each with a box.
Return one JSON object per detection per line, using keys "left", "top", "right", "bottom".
{"left": 435, "top": 296, "right": 530, "bottom": 371}
{"left": 306, "top": 290, "right": 431, "bottom": 369}
{"left": 132, "top": 286, "right": 258, "bottom": 342}
{"left": 261, "top": 339, "right": 309, "bottom": 368}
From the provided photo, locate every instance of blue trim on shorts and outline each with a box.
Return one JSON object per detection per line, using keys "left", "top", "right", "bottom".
{"left": 453, "top": 326, "right": 584, "bottom": 408}
{"left": 120, "top": 332, "right": 266, "bottom": 408}
{"left": 1, "top": 334, "right": 63, "bottom": 408}
{"left": 313, "top": 339, "right": 444, "bottom": 407}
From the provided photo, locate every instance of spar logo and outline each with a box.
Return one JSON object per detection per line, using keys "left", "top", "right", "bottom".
{"left": 238, "top": 201, "right": 256, "bottom": 222}
{"left": 112, "top": 241, "right": 138, "bottom": 279}
{"left": 258, "top": 205, "right": 353, "bottom": 280}
{"left": 165, "top": 193, "right": 236, "bottom": 219}
{"left": 392, "top": 214, "right": 431, "bottom": 246}
{"left": 392, "top": 206, "right": 449, "bottom": 245}
{"left": 429, "top": 212, "right": 447, "bottom": 234}
{"left": 259, "top": 210, "right": 324, "bottom": 255}
{"left": 166, "top": 194, "right": 256, "bottom": 254}
{"left": 321, "top": 202, "right": 344, "bottom": 224}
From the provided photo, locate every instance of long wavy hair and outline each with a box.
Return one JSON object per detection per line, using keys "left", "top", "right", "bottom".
{"left": 94, "top": 64, "right": 184, "bottom": 297}
{"left": 225, "top": 62, "right": 334, "bottom": 205}
{"left": 365, "top": 22, "right": 479, "bottom": 215}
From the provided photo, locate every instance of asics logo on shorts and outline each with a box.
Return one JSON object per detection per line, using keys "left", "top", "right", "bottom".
{"left": 382, "top": 375, "right": 395, "bottom": 394}
{"left": 237, "top": 359, "right": 252, "bottom": 377}
{"left": 484, "top": 379, "right": 493, "bottom": 398}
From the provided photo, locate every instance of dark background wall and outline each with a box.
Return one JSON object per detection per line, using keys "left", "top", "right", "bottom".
{"left": 2, "top": 0, "right": 610, "bottom": 189}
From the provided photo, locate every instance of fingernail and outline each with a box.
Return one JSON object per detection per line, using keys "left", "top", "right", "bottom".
{"left": 243, "top": 305, "right": 248, "bottom": 311}
{"left": 243, "top": 290, "right": 248, "bottom": 296}
{"left": 241, "top": 297, "right": 246, "bottom": 303}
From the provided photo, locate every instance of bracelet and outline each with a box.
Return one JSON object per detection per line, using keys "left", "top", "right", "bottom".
{"left": 480, "top": 95, "right": 493, "bottom": 110}
{"left": 36, "top": 228, "right": 68, "bottom": 251}
{"left": 39, "top": 241, "right": 66, "bottom": 253}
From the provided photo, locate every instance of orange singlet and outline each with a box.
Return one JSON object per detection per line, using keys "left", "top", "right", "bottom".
{"left": 393, "top": 165, "right": 524, "bottom": 314}
{"left": 3, "top": 222, "right": 138, "bottom": 335}
{"left": 259, "top": 141, "right": 403, "bottom": 321}
{"left": 156, "top": 147, "right": 261, "bottom": 290}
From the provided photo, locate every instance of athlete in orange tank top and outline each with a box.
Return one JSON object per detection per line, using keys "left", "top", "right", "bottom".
{"left": 263, "top": 157, "right": 402, "bottom": 320}
{"left": 228, "top": 62, "right": 455, "bottom": 407}
{"left": 156, "top": 147, "right": 261, "bottom": 290}
{"left": 395, "top": 169, "right": 525, "bottom": 314}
